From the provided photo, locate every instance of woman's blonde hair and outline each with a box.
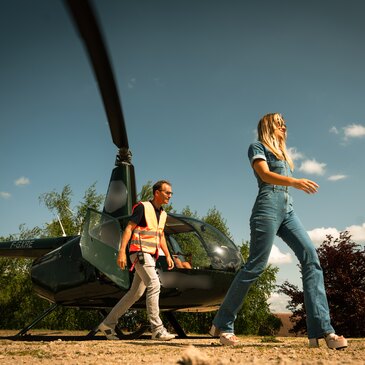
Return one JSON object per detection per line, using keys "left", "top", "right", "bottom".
{"left": 257, "top": 113, "right": 294, "bottom": 171}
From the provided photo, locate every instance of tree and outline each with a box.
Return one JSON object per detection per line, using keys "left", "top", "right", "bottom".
{"left": 203, "top": 207, "right": 233, "bottom": 240}
{"left": 39, "top": 183, "right": 104, "bottom": 236}
{"left": 278, "top": 231, "right": 365, "bottom": 337}
{"left": 0, "top": 225, "right": 49, "bottom": 329}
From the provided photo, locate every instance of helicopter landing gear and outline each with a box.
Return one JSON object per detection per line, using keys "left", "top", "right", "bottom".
{"left": 164, "top": 311, "right": 187, "bottom": 338}
{"left": 15, "top": 303, "right": 59, "bottom": 337}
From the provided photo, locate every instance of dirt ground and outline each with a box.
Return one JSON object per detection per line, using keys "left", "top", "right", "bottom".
{"left": 0, "top": 330, "right": 363, "bottom": 365}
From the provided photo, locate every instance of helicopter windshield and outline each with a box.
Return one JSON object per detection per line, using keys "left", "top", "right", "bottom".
{"left": 165, "top": 214, "right": 243, "bottom": 271}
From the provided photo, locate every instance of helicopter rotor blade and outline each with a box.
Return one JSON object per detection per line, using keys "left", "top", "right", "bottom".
{"left": 65, "top": 0, "right": 129, "bottom": 151}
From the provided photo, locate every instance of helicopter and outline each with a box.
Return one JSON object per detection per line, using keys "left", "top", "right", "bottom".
{"left": 0, "top": 0, "right": 243, "bottom": 339}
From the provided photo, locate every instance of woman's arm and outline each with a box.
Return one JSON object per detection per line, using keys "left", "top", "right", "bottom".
{"left": 253, "top": 159, "right": 319, "bottom": 194}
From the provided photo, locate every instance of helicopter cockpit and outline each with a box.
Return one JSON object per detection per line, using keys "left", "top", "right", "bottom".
{"left": 165, "top": 214, "right": 242, "bottom": 272}
{"left": 80, "top": 208, "right": 243, "bottom": 291}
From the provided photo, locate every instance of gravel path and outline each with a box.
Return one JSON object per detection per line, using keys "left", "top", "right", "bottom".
{"left": 0, "top": 331, "right": 363, "bottom": 364}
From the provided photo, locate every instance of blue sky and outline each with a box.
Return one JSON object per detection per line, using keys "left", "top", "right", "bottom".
{"left": 1, "top": 0, "right": 365, "bottom": 312}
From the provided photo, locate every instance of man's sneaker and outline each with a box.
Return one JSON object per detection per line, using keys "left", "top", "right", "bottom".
{"left": 151, "top": 328, "right": 175, "bottom": 341}
{"left": 220, "top": 332, "right": 240, "bottom": 346}
{"left": 209, "top": 324, "right": 220, "bottom": 338}
{"left": 98, "top": 322, "right": 119, "bottom": 340}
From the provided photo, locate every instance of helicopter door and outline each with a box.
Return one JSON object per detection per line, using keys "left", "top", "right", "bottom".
{"left": 80, "top": 208, "right": 130, "bottom": 289}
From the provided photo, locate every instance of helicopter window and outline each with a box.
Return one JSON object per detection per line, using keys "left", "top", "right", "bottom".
{"left": 169, "top": 215, "right": 243, "bottom": 271}
{"left": 85, "top": 209, "right": 121, "bottom": 250}
{"left": 164, "top": 214, "right": 210, "bottom": 269}
{"left": 163, "top": 214, "right": 243, "bottom": 271}
{"left": 168, "top": 231, "right": 210, "bottom": 269}
{"left": 189, "top": 220, "right": 242, "bottom": 271}
{"left": 166, "top": 236, "right": 192, "bottom": 269}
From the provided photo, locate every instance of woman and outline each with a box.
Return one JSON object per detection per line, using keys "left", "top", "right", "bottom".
{"left": 210, "top": 113, "right": 347, "bottom": 349}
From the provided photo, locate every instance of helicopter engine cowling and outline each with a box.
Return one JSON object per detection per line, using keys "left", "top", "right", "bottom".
{"left": 102, "top": 163, "right": 136, "bottom": 219}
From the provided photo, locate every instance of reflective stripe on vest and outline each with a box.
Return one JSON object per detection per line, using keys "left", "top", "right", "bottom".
{"left": 129, "top": 201, "right": 167, "bottom": 254}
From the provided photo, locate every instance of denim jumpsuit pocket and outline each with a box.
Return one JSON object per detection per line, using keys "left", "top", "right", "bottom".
{"left": 268, "top": 160, "right": 285, "bottom": 172}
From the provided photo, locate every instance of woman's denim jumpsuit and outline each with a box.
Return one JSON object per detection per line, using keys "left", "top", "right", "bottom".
{"left": 213, "top": 141, "right": 334, "bottom": 339}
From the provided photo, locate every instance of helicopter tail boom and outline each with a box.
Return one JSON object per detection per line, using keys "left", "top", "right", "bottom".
{"left": 0, "top": 236, "right": 78, "bottom": 258}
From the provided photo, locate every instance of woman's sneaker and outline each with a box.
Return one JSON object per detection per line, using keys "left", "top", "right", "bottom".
{"left": 98, "top": 322, "right": 119, "bottom": 340}
{"left": 325, "top": 333, "right": 347, "bottom": 350}
{"left": 220, "top": 332, "right": 240, "bottom": 346}
{"left": 151, "top": 327, "right": 175, "bottom": 341}
{"left": 309, "top": 333, "right": 347, "bottom": 350}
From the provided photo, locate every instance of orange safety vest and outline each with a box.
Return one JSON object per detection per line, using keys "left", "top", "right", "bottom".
{"left": 129, "top": 201, "right": 167, "bottom": 255}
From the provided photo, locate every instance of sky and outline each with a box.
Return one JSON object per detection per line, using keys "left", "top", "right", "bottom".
{"left": 1, "top": 0, "right": 365, "bottom": 313}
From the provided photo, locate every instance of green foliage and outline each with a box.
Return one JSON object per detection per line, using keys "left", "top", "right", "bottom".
{"left": 76, "top": 183, "right": 105, "bottom": 228}
{"left": 172, "top": 311, "right": 215, "bottom": 334}
{"left": 278, "top": 231, "right": 365, "bottom": 337}
{"left": 0, "top": 256, "right": 32, "bottom": 328}
{"left": 137, "top": 180, "right": 153, "bottom": 202}
{"left": 180, "top": 206, "right": 199, "bottom": 219}
{"left": 39, "top": 184, "right": 74, "bottom": 236}
{"left": 39, "top": 183, "right": 104, "bottom": 236}
{"left": 203, "top": 207, "right": 233, "bottom": 240}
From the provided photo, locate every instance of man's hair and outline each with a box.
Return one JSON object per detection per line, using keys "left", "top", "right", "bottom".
{"left": 153, "top": 180, "right": 171, "bottom": 194}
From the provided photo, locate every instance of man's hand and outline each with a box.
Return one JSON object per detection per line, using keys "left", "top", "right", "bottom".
{"left": 117, "top": 251, "right": 127, "bottom": 270}
{"left": 166, "top": 256, "right": 174, "bottom": 270}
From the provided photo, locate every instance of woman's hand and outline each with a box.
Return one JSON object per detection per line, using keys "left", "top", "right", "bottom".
{"left": 253, "top": 160, "right": 319, "bottom": 194}
{"left": 292, "top": 178, "right": 319, "bottom": 194}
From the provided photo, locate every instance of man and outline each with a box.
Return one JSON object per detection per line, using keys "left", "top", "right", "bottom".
{"left": 98, "top": 180, "right": 175, "bottom": 341}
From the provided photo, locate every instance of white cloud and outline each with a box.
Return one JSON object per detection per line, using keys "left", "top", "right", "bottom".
{"left": 0, "top": 191, "right": 11, "bottom": 199}
{"left": 307, "top": 227, "right": 340, "bottom": 246}
{"left": 268, "top": 244, "right": 292, "bottom": 264}
{"left": 328, "top": 174, "right": 347, "bottom": 181}
{"left": 14, "top": 176, "right": 30, "bottom": 186}
{"left": 330, "top": 126, "right": 339, "bottom": 134}
{"left": 298, "top": 159, "right": 326, "bottom": 175}
{"left": 345, "top": 223, "right": 365, "bottom": 244}
{"left": 343, "top": 124, "right": 365, "bottom": 139}
{"left": 287, "top": 147, "right": 304, "bottom": 161}
{"left": 308, "top": 223, "right": 365, "bottom": 246}
{"left": 268, "top": 292, "right": 291, "bottom": 313}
